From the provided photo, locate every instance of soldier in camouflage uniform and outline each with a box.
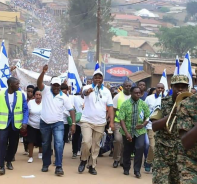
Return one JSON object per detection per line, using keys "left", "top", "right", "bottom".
{"left": 177, "top": 93, "right": 197, "bottom": 184}
{"left": 152, "top": 75, "right": 189, "bottom": 184}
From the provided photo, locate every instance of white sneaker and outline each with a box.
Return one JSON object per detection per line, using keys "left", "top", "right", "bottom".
{"left": 20, "top": 137, "right": 23, "bottom": 143}
{"left": 38, "top": 153, "right": 42, "bottom": 159}
{"left": 28, "top": 157, "right": 33, "bottom": 163}
{"left": 77, "top": 151, "right": 81, "bottom": 156}
{"left": 23, "top": 151, "right": 28, "bottom": 155}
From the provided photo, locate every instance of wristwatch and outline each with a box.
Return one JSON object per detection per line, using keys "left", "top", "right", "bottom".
{"left": 72, "top": 123, "right": 76, "bottom": 125}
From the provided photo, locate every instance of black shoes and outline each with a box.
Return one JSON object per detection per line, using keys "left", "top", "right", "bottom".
{"left": 113, "top": 161, "right": 119, "bottom": 168}
{"left": 88, "top": 166, "right": 97, "bottom": 175}
{"left": 0, "top": 167, "right": 5, "bottom": 175}
{"left": 55, "top": 166, "right": 64, "bottom": 176}
{"left": 78, "top": 160, "right": 87, "bottom": 173}
{"left": 6, "top": 162, "right": 13, "bottom": 170}
{"left": 134, "top": 171, "right": 141, "bottom": 178}
{"left": 41, "top": 166, "right": 49, "bottom": 172}
{"left": 72, "top": 153, "right": 77, "bottom": 159}
{"left": 124, "top": 170, "right": 129, "bottom": 175}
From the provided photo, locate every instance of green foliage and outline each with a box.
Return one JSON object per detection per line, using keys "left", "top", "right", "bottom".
{"left": 162, "top": 15, "right": 177, "bottom": 26}
{"left": 155, "top": 26, "right": 197, "bottom": 57}
{"left": 159, "top": 7, "right": 170, "bottom": 13}
{"left": 61, "top": 0, "right": 114, "bottom": 57}
{"left": 186, "top": 2, "right": 197, "bottom": 16}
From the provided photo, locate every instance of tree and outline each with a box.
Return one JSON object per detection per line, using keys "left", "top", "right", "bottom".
{"left": 159, "top": 7, "right": 170, "bottom": 13}
{"left": 162, "top": 15, "right": 177, "bottom": 26}
{"left": 60, "top": 0, "right": 114, "bottom": 58}
{"left": 186, "top": 2, "right": 197, "bottom": 16}
{"left": 155, "top": 26, "right": 197, "bottom": 57}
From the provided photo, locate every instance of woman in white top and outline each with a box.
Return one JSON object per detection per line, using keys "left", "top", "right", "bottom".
{"left": 27, "top": 88, "right": 42, "bottom": 163}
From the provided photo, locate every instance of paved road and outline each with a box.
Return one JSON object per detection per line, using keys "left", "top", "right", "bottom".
{"left": 1, "top": 143, "right": 152, "bottom": 184}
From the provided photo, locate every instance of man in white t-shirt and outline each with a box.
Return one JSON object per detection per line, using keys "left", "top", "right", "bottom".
{"left": 37, "top": 65, "right": 76, "bottom": 176}
{"left": 112, "top": 80, "right": 132, "bottom": 168}
{"left": 144, "top": 83, "right": 164, "bottom": 172}
{"left": 78, "top": 70, "right": 114, "bottom": 175}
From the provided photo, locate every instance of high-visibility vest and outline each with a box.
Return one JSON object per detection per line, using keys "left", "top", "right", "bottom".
{"left": 0, "top": 90, "right": 23, "bottom": 130}
{"left": 114, "top": 91, "right": 126, "bottom": 123}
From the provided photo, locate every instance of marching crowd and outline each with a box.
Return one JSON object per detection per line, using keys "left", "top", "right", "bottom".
{"left": 11, "top": 0, "right": 69, "bottom": 77}
{"left": 0, "top": 64, "right": 197, "bottom": 184}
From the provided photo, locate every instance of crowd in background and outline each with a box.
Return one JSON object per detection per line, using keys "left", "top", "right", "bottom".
{"left": 10, "top": 0, "right": 69, "bottom": 77}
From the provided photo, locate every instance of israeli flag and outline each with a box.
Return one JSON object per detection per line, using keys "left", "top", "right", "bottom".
{"left": 173, "top": 55, "right": 180, "bottom": 75}
{"left": 179, "top": 52, "right": 193, "bottom": 87}
{"left": 82, "top": 76, "right": 87, "bottom": 84}
{"left": 68, "top": 48, "right": 82, "bottom": 94}
{"left": 160, "top": 69, "right": 169, "bottom": 96}
{"left": 15, "top": 60, "right": 21, "bottom": 68}
{"left": 32, "top": 48, "right": 51, "bottom": 60}
{"left": 0, "top": 40, "right": 11, "bottom": 88}
{"left": 95, "top": 61, "right": 100, "bottom": 71}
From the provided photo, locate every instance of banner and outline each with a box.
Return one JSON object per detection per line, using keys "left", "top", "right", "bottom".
{"left": 16, "top": 68, "right": 51, "bottom": 90}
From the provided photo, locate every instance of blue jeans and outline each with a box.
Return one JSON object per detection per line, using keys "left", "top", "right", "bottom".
{"left": 40, "top": 119, "right": 64, "bottom": 167}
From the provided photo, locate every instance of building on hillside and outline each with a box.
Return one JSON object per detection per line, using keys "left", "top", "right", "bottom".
{"left": 112, "top": 14, "right": 142, "bottom": 29}
{"left": 44, "top": 1, "right": 68, "bottom": 16}
{"left": 135, "top": 9, "right": 159, "bottom": 18}
{"left": 112, "top": 36, "right": 157, "bottom": 58}
{"left": 0, "top": 5, "right": 25, "bottom": 59}
{"left": 0, "top": 2, "right": 13, "bottom": 11}
{"left": 129, "top": 58, "right": 197, "bottom": 88}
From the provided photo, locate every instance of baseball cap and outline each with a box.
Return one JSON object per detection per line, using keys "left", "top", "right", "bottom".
{"left": 171, "top": 75, "right": 189, "bottom": 85}
{"left": 93, "top": 70, "right": 103, "bottom": 76}
{"left": 51, "top": 77, "right": 61, "bottom": 85}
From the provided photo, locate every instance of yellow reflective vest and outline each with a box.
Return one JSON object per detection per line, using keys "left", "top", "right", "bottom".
{"left": 114, "top": 91, "right": 126, "bottom": 123}
{"left": 0, "top": 90, "right": 23, "bottom": 129}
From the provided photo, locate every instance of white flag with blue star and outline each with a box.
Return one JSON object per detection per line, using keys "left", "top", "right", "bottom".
{"left": 179, "top": 51, "right": 193, "bottom": 87}
{"left": 32, "top": 48, "right": 51, "bottom": 60}
{"left": 68, "top": 48, "right": 82, "bottom": 94}
{"left": 95, "top": 61, "right": 100, "bottom": 71}
{"left": 0, "top": 40, "right": 11, "bottom": 88}
{"left": 160, "top": 69, "right": 169, "bottom": 96}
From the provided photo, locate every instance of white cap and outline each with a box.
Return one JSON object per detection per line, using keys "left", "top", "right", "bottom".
{"left": 51, "top": 77, "right": 61, "bottom": 85}
{"left": 93, "top": 70, "right": 103, "bottom": 76}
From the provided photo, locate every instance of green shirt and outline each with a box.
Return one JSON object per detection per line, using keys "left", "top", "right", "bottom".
{"left": 118, "top": 98, "right": 150, "bottom": 137}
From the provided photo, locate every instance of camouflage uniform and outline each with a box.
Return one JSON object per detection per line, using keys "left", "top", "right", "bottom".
{"left": 152, "top": 96, "right": 180, "bottom": 184}
{"left": 177, "top": 94, "right": 197, "bottom": 184}
{"left": 153, "top": 75, "right": 189, "bottom": 184}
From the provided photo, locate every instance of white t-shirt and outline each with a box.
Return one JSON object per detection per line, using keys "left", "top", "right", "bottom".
{"left": 145, "top": 94, "right": 159, "bottom": 129}
{"left": 63, "top": 95, "right": 74, "bottom": 125}
{"left": 113, "top": 92, "right": 131, "bottom": 109}
{"left": 28, "top": 99, "right": 42, "bottom": 129}
{"left": 8, "top": 93, "right": 14, "bottom": 112}
{"left": 81, "top": 84, "right": 113, "bottom": 125}
{"left": 74, "top": 95, "right": 84, "bottom": 114}
{"left": 41, "top": 85, "right": 74, "bottom": 124}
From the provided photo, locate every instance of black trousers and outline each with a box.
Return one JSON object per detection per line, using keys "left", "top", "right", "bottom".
{"left": 122, "top": 134, "right": 145, "bottom": 173}
{"left": 64, "top": 124, "right": 70, "bottom": 143}
{"left": 72, "top": 125, "right": 81, "bottom": 154}
{"left": 0, "top": 124, "right": 19, "bottom": 167}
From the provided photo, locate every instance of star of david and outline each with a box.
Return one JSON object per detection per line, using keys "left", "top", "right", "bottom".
{"left": 1, "top": 64, "right": 11, "bottom": 79}
{"left": 40, "top": 49, "right": 45, "bottom": 55}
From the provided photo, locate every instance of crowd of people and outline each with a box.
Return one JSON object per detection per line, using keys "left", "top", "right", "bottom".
{"left": 10, "top": 0, "right": 69, "bottom": 77}
{"left": 1, "top": 63, "right": 197, "bottom": 183}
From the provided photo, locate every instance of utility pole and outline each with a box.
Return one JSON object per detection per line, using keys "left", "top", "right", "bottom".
{"left": 96, "top": 0, "right": 101, "bottom": 63}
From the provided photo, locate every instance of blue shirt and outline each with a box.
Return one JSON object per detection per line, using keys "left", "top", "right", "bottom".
{"left": 4, "top": 89, "right": 29, "bottom": 131}
{"left": 140, "top": 91, "right": 148, "bottom": 101}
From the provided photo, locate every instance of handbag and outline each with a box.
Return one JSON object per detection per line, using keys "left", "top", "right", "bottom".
{"left": 67, "top": 112, "right": 82, "bottom": 126}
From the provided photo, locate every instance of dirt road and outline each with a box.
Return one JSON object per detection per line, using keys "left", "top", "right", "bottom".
{"left": 1, "top": 143, "right": 152, "bottom": 184}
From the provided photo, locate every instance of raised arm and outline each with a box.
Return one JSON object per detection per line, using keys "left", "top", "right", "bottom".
{"left": 37, "top": 65, "right": 48, "bottom": 91}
